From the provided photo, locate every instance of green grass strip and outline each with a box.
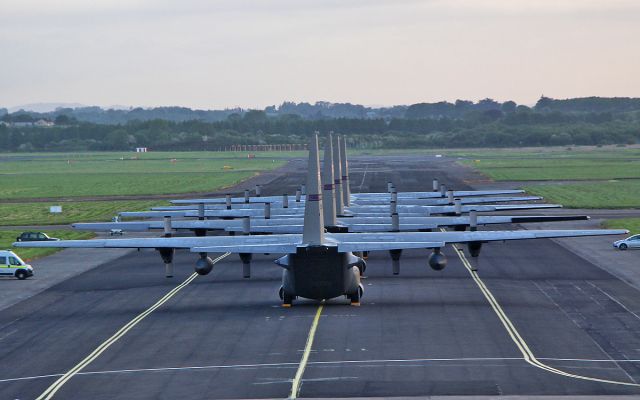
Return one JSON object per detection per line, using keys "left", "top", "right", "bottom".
{"left": 602, "top": 218, "right": 640, "bottom": 235}
{"left": 525, "top": 181, "right": 640, "bottom": 209}
{"left": 0, "top": 200, "right": 167, "bottom": 226}
{"left": 1, "top": 230, "right": 94, "bottom": 261}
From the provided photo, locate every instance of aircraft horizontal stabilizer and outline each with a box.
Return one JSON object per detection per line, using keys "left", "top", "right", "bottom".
{"left": 191, "top": 244, "right": 299, "bottom": 254}
{"left": 336, "top": 241, "right": 445, "bottom": 252}
{"left": 72, "top": 222, "right": 153, "bottom": 231}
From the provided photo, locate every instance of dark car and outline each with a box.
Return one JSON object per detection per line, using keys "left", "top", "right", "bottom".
{"left": 15, "top": 232, "right": 60, "bottom": 242}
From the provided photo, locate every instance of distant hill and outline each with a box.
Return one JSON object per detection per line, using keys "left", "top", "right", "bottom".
{"left": 3, "top": 96, "right": 640, "bottom": 125}
{"left": 8, "top": 102, "right": 87, "bottom": 113}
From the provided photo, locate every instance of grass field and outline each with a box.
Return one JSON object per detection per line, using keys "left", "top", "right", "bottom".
{"left": 0, "top": 156, "right": 288, "bottom": 174}
{"left": 0, "top": 151, "right": 307, "bottom": 161}
{"left": 524, "top": 181, "right": 640, "bottom": 208}
{"left": 0, "top": 152, "right": 290, "bottom": 225}
{"left": 457, "top": 146, "right": 640, "bottom": 210}
{"left": 0, "top": 200, "right": 167, "bottom": 226}
{"left": 0, "top": 171, "right": 269, "bottom": 199}
{"left": 448, "top": 146, "right": 640, "bottom": 159}
{"left": 1, "top": 230, "right": 94, "bottom": 261}
{"left": 603, "top": 218, "right": 640, "bottom": 235}
{"left": 0, "top": 156, "right": 286, "bottom": 199}
{"left": 461, "top": 157, "right": 640, "bottom": 181}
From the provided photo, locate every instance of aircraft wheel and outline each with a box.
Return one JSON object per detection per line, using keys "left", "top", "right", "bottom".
{"left": 282, "top": 293, "right": 294, "bottom": 307}
{"left": 349, "top": 288, "right": 361, "bottom": 306}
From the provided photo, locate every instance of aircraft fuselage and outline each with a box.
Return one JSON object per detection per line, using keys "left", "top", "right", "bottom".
{"left": 276, "top": 246, "right": 363, "bottom": 304}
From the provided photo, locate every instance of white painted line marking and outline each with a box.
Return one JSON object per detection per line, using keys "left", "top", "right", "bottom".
{"left": 35, "top": 253, "right": 230, "bottom": 400}
{"left": 9, "top": 356, "right": 640, "bottom": 385}
{"left": 444, "top": 228, "right": 640, "bottom": 388}
{"left": 588, "top": 281, "right": 640, "bottom": 322}
{"left": 534, "top": 280, "right": 638, "bottom": 385}
{"left": 288, "top": 301, "right": 324, "bottom": 399}
{"left": 357, "top": 164, "right": 368, "bottom": 191}
{"left": 0, "top": 329, "right": 18, "bottom": 342}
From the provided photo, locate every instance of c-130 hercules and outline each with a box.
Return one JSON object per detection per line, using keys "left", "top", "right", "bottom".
{"left": 15, "top": 135, "right": 627, "bottom": 306}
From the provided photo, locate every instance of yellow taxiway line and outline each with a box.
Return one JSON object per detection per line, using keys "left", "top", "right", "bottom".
{"left": 289, "top": 301, "right": 325, "bottom": 399}
{"left": 446, "top": 232, "right": 639, "bottom": 387}
{"left": 36, "top": 253, "right": 231, "bottom": 400}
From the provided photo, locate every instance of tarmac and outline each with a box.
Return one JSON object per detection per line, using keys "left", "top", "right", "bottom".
{"left": 1, "top": 154, "right": 639, "bottom": 399}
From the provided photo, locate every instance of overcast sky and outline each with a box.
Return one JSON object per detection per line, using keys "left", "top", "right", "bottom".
{"left": 1, "top": 0, "right": 639, "bottom": 109}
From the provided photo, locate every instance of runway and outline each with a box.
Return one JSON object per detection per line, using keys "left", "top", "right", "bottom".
{"left": 1, "top": 155, "right": 640, "bottom": 399}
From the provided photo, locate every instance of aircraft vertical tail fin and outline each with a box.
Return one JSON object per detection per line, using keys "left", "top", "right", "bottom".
{"left": 302, "top": 133, "right": 325, "bottom": 245}
{"left": 332, "top": 134, "right": 344, "bottom": 215}
{"left": 322, "top": 133, "right": 337, "bottom": 226}
{"left": 340, "top": 136, "right": 350, "bottom": 207}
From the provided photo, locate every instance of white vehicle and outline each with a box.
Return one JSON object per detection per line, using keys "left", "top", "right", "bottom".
{"left": 110, "top": 228, "right": 124, "bottom": 236}
{"left": 614, "top": 234, "right": 640, "bottom": 250}
{"left": 0, "top": 250, "right": 33, "bottom": 280}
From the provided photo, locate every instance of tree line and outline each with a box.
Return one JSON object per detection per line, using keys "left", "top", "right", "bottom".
{"left": 1, "top": 96, "right": 639, "bottom": 151}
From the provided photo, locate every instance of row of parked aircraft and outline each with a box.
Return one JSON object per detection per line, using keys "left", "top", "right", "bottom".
{"left": 15, "top": 134, "right": 627, "bottom": 306}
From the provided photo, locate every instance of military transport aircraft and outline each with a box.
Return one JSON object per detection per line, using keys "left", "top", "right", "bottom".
{"left": 73, "top": 134, "right": 584, "bottom": 235}
{"left": 72, "top": 213, "right": 589, "bottom": 235}
{"left": 14, "top": 135, "right": 627, "bottom": 306}
{"left": 116, "top": 202, "right": 562, "bottom": 220}
{"left": 167, "top": 135, "right": 532, "bottom": 209}
{"left": 111, "top": 134, "right": 554, "bottom": 221}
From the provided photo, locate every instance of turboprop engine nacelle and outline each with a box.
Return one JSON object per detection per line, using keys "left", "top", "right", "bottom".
{"left": 195, "top": 255, "right": 215, "bottom": 275}
{"left": 347, "top": 252, "right": 367, "bottom": 275}
{"left": 428, "top": 249, "right": 447, "bottom": 271}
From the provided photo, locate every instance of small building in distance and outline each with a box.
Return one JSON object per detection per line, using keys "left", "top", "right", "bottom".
{"left": 34, "top": 119, "right": 54, "bottom": 127}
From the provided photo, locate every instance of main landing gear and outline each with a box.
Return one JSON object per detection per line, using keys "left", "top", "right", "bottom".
{"left": 279, "top": 285, "right": 364, "bottom": 307}
{"left": 279, "top": 286, "right": 295, "bottom": 307}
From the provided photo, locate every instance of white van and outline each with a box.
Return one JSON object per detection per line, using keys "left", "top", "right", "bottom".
{"left": 0, "top": 250, "right": 34, "bottom": 280}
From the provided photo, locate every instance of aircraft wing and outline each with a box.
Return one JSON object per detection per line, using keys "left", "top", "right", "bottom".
{"left": 15, "top": 229, "right": 627, "bottom": 254}
{"left": 13, "top": 235, "right": 303, "bottom": 251}
{"left": 349, "top": 190, "right": 525, "bottom": 199}
{"left": 327, "top": 229, "right": 627, "bottom": 246}
{"left": 119, "top": 210, "right": 304, "bottom": 218}
{"left": 351, "top": 195, "right": 542, "bottom": 206}
{"left": 224, "top": 223, "right": 439, "bottom": 234}
{"left": 419, "top": 189, "right": 525, "bottom": 198}
{"left": 376, "top": 204, "right": 563, "bottom": 216}
{"left": 119, "top": 203, "right": 563, "bottom": 220}
{"left": 72, "top": 222, "right": 159, "bottom": 231}
{"left": 73, "top": 220, "right": 242, "bottom": 231}
{"left": 172, "top": 189, "right": 526, "bottom": 204}
{"left": 152, "top": 204, "right": 305, "bottom": 211}
{"left": 336, "top": 215, "right": 589, "bottom": 225}
{"left": 172, "top": 196, "right": 297, "bottom": 204}
{"left": 223, "top": 214, "right": 589, "bottom": 234}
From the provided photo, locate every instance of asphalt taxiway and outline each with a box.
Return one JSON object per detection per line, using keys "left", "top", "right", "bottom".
{"left": 1, "top": 155, "right": 639, "bottom": 399}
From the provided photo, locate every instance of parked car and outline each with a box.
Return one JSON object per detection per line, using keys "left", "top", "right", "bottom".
{"left": 15, "top": 232, "right": 60, "bottom": 242}
{"left": 0, "top": 250, "right": 33, "bottom": 280}
{"left": 110, "top": 229, "right": 124, "bottom": 236}
{"left": 613, "top": 234, "right": 640, "bottom": 250}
